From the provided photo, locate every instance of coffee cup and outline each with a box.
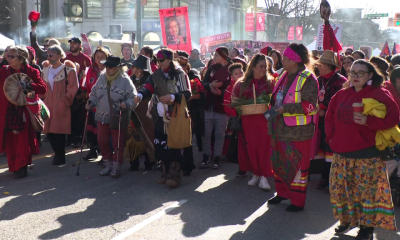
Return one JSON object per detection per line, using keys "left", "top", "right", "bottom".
{"left": 352, "top": 102, "right": 364, "bottom": 113}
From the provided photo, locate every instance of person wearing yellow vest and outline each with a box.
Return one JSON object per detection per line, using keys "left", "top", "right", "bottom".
{"left": 267, "top": 43, "right": 319, "bottom": 212}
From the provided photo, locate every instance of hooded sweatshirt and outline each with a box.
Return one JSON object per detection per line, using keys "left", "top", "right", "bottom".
{"left": 325, "top": 85, "right": 399, "bottom": 156}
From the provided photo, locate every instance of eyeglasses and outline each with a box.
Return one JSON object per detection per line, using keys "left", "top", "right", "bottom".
{"left": 349, "top": 71, "right": 369, "bottom": 78}
{"left": 47, "top": 54, "right": 58, "bottom": 58}
{"left": 7, "top": 55, "right": 16, "bottom": 59}
{"left": 157, "top": 58, "right": 166, "bottom": 63}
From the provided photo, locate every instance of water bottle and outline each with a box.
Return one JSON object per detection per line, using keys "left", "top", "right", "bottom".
{"left": 275, "top": 90, "right": 283, "bottom": 108}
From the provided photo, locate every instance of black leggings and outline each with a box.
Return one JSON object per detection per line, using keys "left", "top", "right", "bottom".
{"left": 48, "top": 133, "right": 66, "bottom": 161}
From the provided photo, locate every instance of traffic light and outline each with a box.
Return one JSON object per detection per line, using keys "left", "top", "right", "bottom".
{"left": 395, "top": 13, "right": 400, "bottom": 27}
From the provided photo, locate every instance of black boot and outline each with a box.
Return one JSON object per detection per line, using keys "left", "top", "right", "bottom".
{"left": 144, "top": 160, "right": 155, "bottom": 171}
{"left": 83, "top": 148, "right": 98, "bottom": 160}
{"left": 355, "top": 226, "right": 374, "bottom": 240}
{"left": 129, "top": 159, "right": 140, "bottom": 171}
{"left": 285, "top": 204, "right": 304, "bottom": 212}
{"left": 14, "top": 166, "right": 28, "bottom": 179}
{"left": 52, "top": 156, "right": 66, "bottom": 165}
{"left": 268, "top": 195, "right": 288, "bottom": 205}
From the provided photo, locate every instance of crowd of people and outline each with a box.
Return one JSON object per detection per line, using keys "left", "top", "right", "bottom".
{"left": 1, "top": 24, "right": 400, "bottom": 239}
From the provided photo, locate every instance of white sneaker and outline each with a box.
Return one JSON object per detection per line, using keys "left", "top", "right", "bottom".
{"left": 248, "top": 175, "right": 261, "bottom": 186}
{"left": 258, "top": 176, "right": 271, "bottom": 191}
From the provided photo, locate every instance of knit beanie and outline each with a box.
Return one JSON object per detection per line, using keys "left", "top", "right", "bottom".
{"left": 215, "top": 47, "right": 229, "bottom": 60}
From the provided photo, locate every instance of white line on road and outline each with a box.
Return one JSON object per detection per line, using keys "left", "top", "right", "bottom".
{"left": 111, "top": 199, "right": 188, "bottom": 240}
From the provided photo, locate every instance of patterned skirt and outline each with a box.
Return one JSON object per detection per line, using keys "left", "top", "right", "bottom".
{"left": 330, "top": 153, "right": 397, "bottom": 231}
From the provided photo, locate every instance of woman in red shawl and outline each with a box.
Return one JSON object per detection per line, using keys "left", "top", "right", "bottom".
{"left": 0, "top": 46, "right": 47, "bottom": 178}
{"left": 232, "top": 54, "right": 275, "bottom": 190}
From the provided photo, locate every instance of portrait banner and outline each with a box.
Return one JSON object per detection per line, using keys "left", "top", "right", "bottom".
{"left": 199, "top": 32, "right": 232, "bottom": 54}
{"left": 159, "top": 7, "right": 192, "bottom": 53}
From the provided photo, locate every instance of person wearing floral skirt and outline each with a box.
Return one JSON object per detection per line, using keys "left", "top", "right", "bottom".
{"left": 326, "top": 60, "right": 398, "bottom": 239}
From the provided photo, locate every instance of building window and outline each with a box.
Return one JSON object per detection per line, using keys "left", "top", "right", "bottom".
{"left": 143, "top": 0, "right": 159, "bottom": 19}
{"left": 113, "top": 0, "right": 134, "bottom": 19}
{"left": 85, "top": 0, "right": 102, "bottom": 19}
{"left": 172, "top": 0, "right": 188, "bottom": 7}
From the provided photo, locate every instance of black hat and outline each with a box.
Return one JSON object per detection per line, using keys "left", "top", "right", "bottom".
{"left": 132, "top": 55, "right": 150, "bottom": 71}
{"left": 100, "top": 55, "right": 124, "bottom": 68}
{"left": 68, "top": 37, "right": 82, "bottom": 45}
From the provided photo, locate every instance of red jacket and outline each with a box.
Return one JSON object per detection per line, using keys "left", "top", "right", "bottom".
{"left": 384, "top": 81, "right": 400, "bottom": 109}
{"left": 325, "top": 85, "right": 400, "bottom": 153}
{"left": 224, "top": 78, "right": 237, "bottom": 117}
{"left": 0, "top": 65, "right": 47, "bottom": 152}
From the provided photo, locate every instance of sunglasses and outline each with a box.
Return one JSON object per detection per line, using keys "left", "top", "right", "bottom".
{"left": 7, "top": 55, "right": 16, "bottom": 59}
{"left": 157, "top": 58, "right": 166, "bottom": 63}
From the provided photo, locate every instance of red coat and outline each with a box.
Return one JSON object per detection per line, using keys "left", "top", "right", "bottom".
{"left": 0, "top": 65, "right": 47, "bottom": 153}
{"left": 325, "top": 85, "right": 400, "bottom": 153}
{"left": 223, "top": 78, "right": 237, "bottom": 117}
{"left": 384, "top": 81, "right": 400, "bottom": 109}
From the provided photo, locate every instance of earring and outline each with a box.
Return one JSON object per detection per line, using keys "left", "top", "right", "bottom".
{"left": 367, "top": 80, "right": 372, "bottom": 86}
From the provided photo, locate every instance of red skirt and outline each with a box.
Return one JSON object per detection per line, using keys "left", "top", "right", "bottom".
{"left": 4, "top": 108, "right": 39, "bottom": 172}
{"left": 238, "top": 114, "right": 273, "bottom": 177}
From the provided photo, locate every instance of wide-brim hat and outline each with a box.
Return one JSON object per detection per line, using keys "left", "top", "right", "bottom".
{"left": 318, "top": 50, "right": 339, "bottom": 67}
{"left": 131, "top": 54, "right": 150, "bottom": 71}
{"left": 100, "top": 55, "right": 124, "bottom": 68}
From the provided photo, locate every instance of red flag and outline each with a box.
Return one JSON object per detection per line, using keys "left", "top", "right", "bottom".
{"left": 392, "top": 42, "right": 399, "bottom": 55}
{"left": 287, "top": 26, "right": 294, "bottom": 41}
{"left": 245, "top": 13, "right": 253, "bottom": 32}
{"left": 380, "top": 41, "right": 391, "bottom": 57}
{"left": 296, "top": 26, "right": 303, "bottom": 40}
{"left": 323, "top": 23, "right": 342, "bottom": 52}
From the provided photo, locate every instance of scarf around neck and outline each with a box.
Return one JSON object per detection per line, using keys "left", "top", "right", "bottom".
{"left": 106, "top": 70, "right": 120, "bottom": 86}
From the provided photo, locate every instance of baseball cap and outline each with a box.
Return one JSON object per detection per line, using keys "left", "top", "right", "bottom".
{"left": 68, "top": 37, "right": 81, "bottom": 45}
{"left": 191, "top": 49, "right": 200, "bottom": 55}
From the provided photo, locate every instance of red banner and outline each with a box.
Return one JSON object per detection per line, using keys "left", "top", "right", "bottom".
{"left": 296, "top": 26, "right": 303, "bottom": 40}
{"left": 159, "top": 7, "right": 192, "bottom": 53}
{"left": 245, "top": 13, "right": 253, "bottom": 32}
{"left": 199, "top": 32, "right": 232, "bottom": 54}
{"left": 287, "top": 26, "right": 294, "bottom": 41}
{"left": 393, "top": 42, "right": 400, "bottom": 54}
{"left": 256, "top": 13, "right": 265, "bottom": 31}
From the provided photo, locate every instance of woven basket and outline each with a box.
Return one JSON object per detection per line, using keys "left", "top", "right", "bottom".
{"left": 241, "top": 103, "right": 268, "bottom": 116}
{"left": 240, "top": 84, "right": 268, "bottom": 116}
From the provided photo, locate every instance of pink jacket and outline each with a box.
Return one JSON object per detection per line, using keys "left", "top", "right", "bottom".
{"left": 41, "top": 61, "right": 79, "bottom": 134}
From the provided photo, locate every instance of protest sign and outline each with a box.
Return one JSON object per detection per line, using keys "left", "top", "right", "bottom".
{"left": 159, "top": 7, "right": 192, "bottom": 53}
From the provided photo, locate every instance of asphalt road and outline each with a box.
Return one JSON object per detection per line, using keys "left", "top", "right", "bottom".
{"left": 0, "top": 138, "right": 399, "bottom": 240}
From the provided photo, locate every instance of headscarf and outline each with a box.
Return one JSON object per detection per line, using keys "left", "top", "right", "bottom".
{"left": 157, "top": 50, "right": 173, "bottom": 60}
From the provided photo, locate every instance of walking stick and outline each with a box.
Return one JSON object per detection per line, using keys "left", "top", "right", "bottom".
{"left": 76, "top": 100, "right": 90, "bottom": 176}
{"left": 116, "top": 100, "right": 123, "bottom": 164}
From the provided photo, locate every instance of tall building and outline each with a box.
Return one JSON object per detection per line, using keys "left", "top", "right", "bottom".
{"left": 0, "top": 0, "right": 246, "bottom": 49}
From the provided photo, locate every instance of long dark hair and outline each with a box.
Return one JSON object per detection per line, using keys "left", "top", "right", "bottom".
{"left": 344, "top": 59, "right": 384, "bottom": 89}
{"left": 287, "top": 43, "right": 315, "bottom": 75}
{"left": 370, "top": 56, "right": 389, "bottom": 80}
{"left": 238, "top": 54, "right": 272, "bottom": 96}
{"left": 340, "top": 55, "right": 355, "bottom": 77}
{"left": 269, "top": 49, "right": 283, "bottom": 70}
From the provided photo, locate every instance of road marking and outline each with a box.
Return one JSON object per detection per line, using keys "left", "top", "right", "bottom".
{"left": 111, "top": 199, "right": 188, "bottom": 240}
{"left": 0, "top": 148, "right": 83, "bottom": 169}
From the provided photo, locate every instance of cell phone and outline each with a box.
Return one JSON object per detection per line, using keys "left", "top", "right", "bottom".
{"left": 264, "top": 106, "right": 280, "bottom": 121}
